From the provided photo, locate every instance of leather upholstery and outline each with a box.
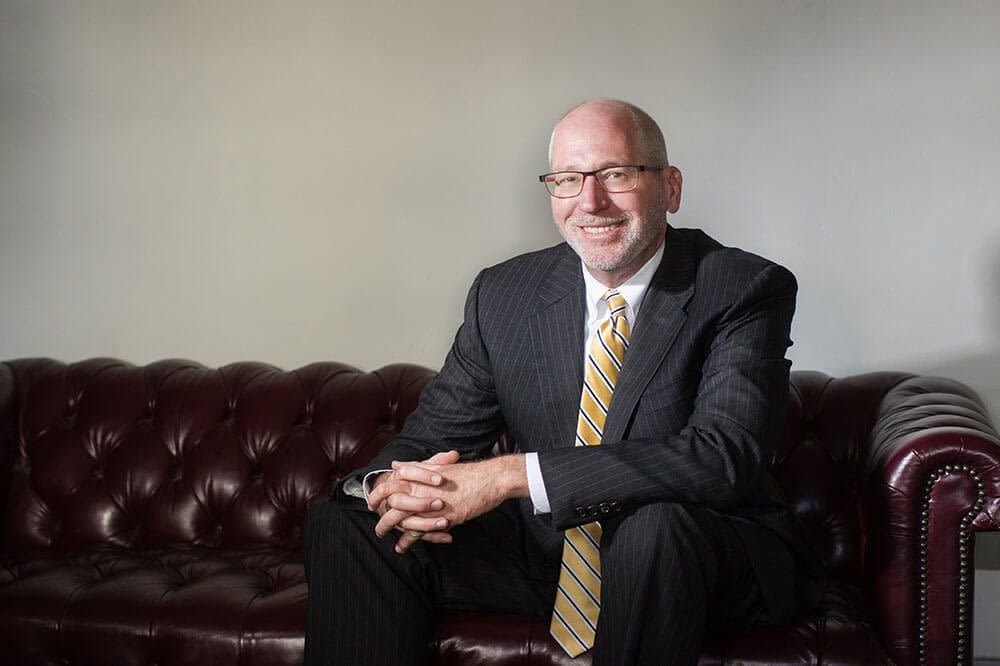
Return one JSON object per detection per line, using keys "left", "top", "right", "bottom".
{"left": 1, "top": 358, "right": 997, "bottom": 665}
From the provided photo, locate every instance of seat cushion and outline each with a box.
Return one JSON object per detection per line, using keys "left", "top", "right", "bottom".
{"left": 0, "top": 545, "right": 305, "bottom": 666}
{"left": 2, "top": 545, "right": 886, "bottom": 665}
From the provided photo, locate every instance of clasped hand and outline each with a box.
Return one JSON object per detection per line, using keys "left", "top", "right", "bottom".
{"left": 366, "top": 450, "right": 513, "bottom": 554}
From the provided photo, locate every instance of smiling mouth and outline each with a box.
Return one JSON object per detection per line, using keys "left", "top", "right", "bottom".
{"left": 579, "top": 222, "right": 623, "bottom": 234}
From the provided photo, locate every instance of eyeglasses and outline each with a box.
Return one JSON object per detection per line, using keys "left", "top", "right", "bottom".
{"left": 538, "top": 165, "right": 664, "bottom": 198}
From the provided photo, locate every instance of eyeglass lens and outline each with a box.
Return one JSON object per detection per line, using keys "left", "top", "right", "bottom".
{"left": 543, "top": 166, "right": 639, "bottom": 198}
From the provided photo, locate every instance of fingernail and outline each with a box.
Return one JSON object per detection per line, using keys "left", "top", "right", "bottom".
{"left": 395, "top": 545, "right": 403, "bottom": 554}
{"left": 436, "top": 519, "right": 448, "bottom": 529}
{"left": 431, "top": 474, "right": 442, "bottom": 484}
{"left": 431, "top": 499, "right": 443, "bottom": 510}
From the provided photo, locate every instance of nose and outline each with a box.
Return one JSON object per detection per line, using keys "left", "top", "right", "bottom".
{"left": 577, "top": 173, "right": 609, "bottom": 213}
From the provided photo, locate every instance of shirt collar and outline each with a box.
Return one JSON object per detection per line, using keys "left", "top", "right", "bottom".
{"left": 582, "top": 238, "right": 665, "bottom": 327}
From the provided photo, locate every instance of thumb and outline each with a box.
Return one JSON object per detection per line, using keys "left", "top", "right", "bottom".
{"left": 425, "top": 449, "right": 461, "bottom": 464}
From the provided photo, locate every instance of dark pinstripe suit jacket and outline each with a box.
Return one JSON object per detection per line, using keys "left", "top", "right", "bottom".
{"left": 351, "top": 225, "right": 821, "bottom": 620}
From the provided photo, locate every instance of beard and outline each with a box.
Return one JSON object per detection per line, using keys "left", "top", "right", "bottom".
{"left": 561, "top": 209, "right": 667, "bottom": 273}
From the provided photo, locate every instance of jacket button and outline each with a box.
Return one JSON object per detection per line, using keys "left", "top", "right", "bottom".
{"left": 610, "top": 500, "right": 621, "bottom": 510}
{"left": 576, "top": 506, "right": 588, "bottom": 517}
{"left": 586, "top": 504, "right": 598, "bottom": 516}
{"left": 599, "top": 502, "right": 611, "bottom": 515}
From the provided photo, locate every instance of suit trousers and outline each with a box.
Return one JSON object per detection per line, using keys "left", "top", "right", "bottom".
{"left": 304, "top": 491, "right": 770, "bottom": 666}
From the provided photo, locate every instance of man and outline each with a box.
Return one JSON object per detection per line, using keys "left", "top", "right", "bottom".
{"left": 304, "top": 99, "right": 823, "bottom": 665}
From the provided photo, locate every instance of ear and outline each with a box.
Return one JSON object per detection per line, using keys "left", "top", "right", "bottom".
{"left": 664, "top": 166, "right": 682, "bottom": 213}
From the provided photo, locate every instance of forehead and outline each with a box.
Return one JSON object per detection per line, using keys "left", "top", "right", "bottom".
{"left": 550, "top": 111, "right": 642, "bottom": 171}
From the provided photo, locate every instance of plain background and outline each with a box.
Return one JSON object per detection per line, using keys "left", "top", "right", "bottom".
{"left": 2, "top": 0, "right": 999, "bottom": 656}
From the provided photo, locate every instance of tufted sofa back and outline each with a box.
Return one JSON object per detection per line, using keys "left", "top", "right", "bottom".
{"left": 0, "top": 358, "right": 985, "bottom": 589}
{"left": 0, "top": 359, "right": 435, "bottom": 552}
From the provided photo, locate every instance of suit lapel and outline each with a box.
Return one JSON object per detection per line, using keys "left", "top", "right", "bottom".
{"left": 527, "top": 246, "right": 585, "bottom": 452}
{"left": 603, "top": 226, "right": 697, "bottom": 444}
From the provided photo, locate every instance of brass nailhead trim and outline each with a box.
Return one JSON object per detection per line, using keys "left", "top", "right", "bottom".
{"left": 918, "top": 464, "right": 986, "bottom": 665}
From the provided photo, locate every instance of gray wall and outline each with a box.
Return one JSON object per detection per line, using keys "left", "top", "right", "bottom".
{"left": 2, "top": 0, "right": 999, "bottom": 654}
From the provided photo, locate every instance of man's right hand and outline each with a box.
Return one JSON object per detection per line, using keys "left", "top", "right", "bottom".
{"left": 367, "top": 450, "right": 460, "bottom": 551}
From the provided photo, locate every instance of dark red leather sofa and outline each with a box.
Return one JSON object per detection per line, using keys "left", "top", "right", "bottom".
{"left": 1, "top": 358, "right": 997, "bottom": 665}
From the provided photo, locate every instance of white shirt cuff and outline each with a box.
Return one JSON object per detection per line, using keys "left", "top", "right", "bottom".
{"left": 525, "top": 452, "right": 551, "bottom": 514}
{"left": 362, "top": 469, "right": 391, "bottom": 504}
{"left": 341, "top": 469, "right": 392, "bottom": 504}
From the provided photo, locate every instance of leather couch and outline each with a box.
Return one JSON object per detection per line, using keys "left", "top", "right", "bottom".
{"left": 1, "top": 358, "right": 997, "bottom": 665}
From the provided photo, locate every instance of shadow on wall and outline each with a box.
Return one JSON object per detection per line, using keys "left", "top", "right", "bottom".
{"left": 909, "top": 236, "right": 1000, "bottom": 426}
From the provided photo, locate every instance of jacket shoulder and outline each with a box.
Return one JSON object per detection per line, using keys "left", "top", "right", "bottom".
{"left": 679, "top": 227, "right": 796, "bottom": 290}
{"left": 475, "top": 242, "right": 574, "bottom": 297}
{"left": 663, "top": 227, "right": 796, "bottom": 316}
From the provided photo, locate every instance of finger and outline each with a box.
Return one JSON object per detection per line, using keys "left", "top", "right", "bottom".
{"left": 419, "top": 531, "right": 453, "bottom": 544}
{"left": 398, "top": 514, "right": 450, "bottom": 532}
{"left": 425, "top": 450, "right": 460, "bottom": 464}
{"left": 374, "top": 507, "right": 410, "bottom": 538}
{"left": 394, "top": 529, "right": 424, "bottom": 554}
{"left": 386, "top": 493, "right": 444, "bottom": 513}
{"left": 367, "top": 477, "right": 404, "bottom": 510}
{"left": 391, "top": 461, "right": 445, "bottom": 486}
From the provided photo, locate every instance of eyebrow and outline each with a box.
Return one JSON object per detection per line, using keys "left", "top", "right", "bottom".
{"left": 553, "top": 160, "right": 633, "bottom": 172}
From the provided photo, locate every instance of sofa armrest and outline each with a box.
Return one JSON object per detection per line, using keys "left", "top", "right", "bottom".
{"left": 862, "top": 376, "right": 999, "bottom": 666}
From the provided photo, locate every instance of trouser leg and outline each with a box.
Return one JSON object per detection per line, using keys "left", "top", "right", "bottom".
{"left": 303, "top": 494, "right": 556, "bottom": 666}
{"left": 304, "top": 495, "right": 434, "bottom": 666}
{"left": 591, "top": 502, "right": 766, "bottom": 666}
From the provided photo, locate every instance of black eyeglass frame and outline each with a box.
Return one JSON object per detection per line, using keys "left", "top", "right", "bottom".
{"left": 537, "top": 165, "right": 665, "bottom": 198}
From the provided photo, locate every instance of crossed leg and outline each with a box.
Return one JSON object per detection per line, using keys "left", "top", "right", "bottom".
{"left": 305, "top": 495, "right": 769, "bottom": 666}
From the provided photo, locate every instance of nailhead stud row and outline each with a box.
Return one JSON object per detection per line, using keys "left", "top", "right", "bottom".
{"left": 917, "top": 464, "right": 986, "bottom": 665}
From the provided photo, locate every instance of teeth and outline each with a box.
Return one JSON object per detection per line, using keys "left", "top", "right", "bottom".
{"left": 581, "top": 224, "right": 619, "bottom": 234}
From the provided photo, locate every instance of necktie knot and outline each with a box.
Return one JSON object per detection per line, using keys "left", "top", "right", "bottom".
{"left": 604, "top": 290, "right": 628, "bottom": 322}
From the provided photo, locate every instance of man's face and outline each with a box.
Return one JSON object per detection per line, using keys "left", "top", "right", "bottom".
{"left": 548, "top": 109, "right": 681, "bottom": 285}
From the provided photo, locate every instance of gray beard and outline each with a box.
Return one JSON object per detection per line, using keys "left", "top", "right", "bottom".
{"left": 563, "top": 212, "right": 666, "bottom": 272}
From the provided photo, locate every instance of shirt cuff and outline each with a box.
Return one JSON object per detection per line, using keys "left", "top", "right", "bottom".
{"left": 341, "top": 469, "right": 392, "bottom": 504}
{"left": 525, "top": 452, "right": 551, "bottom": 514}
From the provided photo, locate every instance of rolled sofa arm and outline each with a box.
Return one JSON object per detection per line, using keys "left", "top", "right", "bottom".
{"left": 862, "top": 376, "right": 999, "bottom": 666}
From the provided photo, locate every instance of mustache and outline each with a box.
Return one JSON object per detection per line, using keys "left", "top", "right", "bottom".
{"left": 569, "top": 214, "right": 630, "bottom": 226}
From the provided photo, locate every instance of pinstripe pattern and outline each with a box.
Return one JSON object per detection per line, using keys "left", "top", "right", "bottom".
{"left": 550, "top": 290, "right": 630, "bottom": 656}
{"left": 343, "top": 225, "right": 813, "bottom": 659}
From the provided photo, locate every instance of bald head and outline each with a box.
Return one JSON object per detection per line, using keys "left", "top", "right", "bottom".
{"left": 548, "top": 99, "right": 669, "bottom": 168}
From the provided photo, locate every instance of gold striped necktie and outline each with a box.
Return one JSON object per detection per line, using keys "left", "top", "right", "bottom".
{"left": 550, "top": 289, "right": 630, "bottom": 657}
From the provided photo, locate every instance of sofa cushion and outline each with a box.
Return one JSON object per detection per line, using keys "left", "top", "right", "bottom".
{"left": 0, "top": 545, "right": 305, "bottom": 665}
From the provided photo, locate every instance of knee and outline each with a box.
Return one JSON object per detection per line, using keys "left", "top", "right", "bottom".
{"left": 603, "top": 502, "right": 715, "bottom": 565}
{"left": 304, "top": 498, "right": 371, "bottom": 560}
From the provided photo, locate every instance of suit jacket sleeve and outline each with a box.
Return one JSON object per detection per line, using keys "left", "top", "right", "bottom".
{"left": 537, "top": 262, "right": 797, "bottom": 531}
{"left": 341, "top": 270, "right": 506, "bottom": 490}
